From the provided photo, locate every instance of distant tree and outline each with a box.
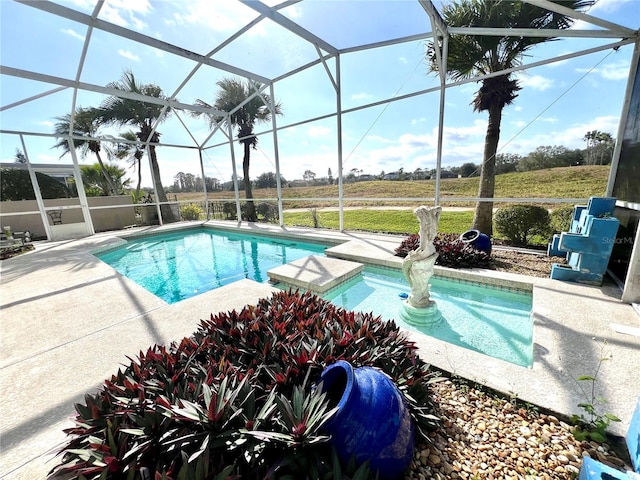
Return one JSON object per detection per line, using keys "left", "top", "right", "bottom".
{"left": 303, "top": 170, "right": 316, "bottom": 184}
{"left": 584, "top": 130, "right": 614, "bottom": 165}
{"left": 327, "top": 168, "right": 333, "bottom": 185}
{"left": 1, "top": 168, "right": 72, "bottom": 201}
{"left": 204, "top": 176, "right": 221, "bottom": 191}
{"left": 518, "top": 145, "right": 582, "bottom": 171}
{"left": 459, "top": 162, "right": 479, "bottom": 177}
{"left": 14, "top": 149, "right": 27, "bottom": 164}
{"left": 495, "top": 153, "right": 520, "bottom": 174}
{"left": 426, "top": 0, "right": 594, "bottom": 235}
{"left": 255, "top": 172, "right": 285, "bottom": 189}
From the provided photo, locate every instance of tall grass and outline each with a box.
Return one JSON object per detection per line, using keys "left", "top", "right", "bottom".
{"left": 180, "top": 165, "right": 608, "bottom": 208}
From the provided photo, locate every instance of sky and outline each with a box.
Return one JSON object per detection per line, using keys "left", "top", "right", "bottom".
{"left": 1, "top": 0, "right": 639, "bottom": 190}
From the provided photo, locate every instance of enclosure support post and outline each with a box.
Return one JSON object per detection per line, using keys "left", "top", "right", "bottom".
{"left": 336, "top": 54, "right": 344, "bottom": 232}
{"left": 146, "top": 144, "right": 163, "bottom": 226}
{"left": 67, "top": 138, "right": 95, "bottom": 235}
{"left": 21, "top": 135, "right": 52, "bottom": 241}
{"left": 198, "top": 147, "right": 209, "bottom": 220}
{"left": 271, "top": 83, "right": 284, "bottom": 226}
{"left": 607, "top": 39, "right": 640, "bottom": 196}
{"left": 434, "top": 37, "right": 448, "bottom": 206}
{"left": 228, "top": 119, "right": 242, "bottom": 224}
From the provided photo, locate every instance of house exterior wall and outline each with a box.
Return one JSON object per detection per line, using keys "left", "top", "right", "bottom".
{"left": 0, "top": 195, "right": 136, "bottom": 240}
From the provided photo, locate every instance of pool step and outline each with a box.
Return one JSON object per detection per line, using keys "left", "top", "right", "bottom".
{"left": 267, "top": 255, "right": 364, "bottom": 293}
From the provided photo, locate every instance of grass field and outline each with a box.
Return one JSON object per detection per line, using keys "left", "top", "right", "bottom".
{"left": 177, "top": 165, "right": 608, "bottom": 209}
{"left": 173, "top": 165, "right": 608, "bottom": 240}
{"left": 283, "top": 209, "right": 473, "bottom": 235}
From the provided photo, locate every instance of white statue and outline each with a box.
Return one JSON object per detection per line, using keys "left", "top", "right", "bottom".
{"left": 402, "top": 206, "right": 441, "bottom": 309}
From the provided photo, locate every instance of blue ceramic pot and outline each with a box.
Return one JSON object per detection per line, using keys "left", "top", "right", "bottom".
{"left": 318, "top": 361, "right": 414, "bottom": 480}
{"left": 460, "top": 229, "right": 492, "bottom": 254}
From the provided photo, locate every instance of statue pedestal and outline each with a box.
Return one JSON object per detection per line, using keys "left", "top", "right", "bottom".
{"left": 400, "top": 300, "right": 441, "bottom": 326}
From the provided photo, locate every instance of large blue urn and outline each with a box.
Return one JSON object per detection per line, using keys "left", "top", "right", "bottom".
{"left": 318, "top": 360, "right": 414, "bottom": 480}
{"left": 460, "top": 229, "right": 492, "bottom": 254}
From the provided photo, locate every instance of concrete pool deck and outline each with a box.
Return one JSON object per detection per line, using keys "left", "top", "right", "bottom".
{"left": 1, "top": 220, "right": 639, "bottom": 479}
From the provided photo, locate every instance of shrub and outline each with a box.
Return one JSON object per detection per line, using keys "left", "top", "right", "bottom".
{"left": 180, "top": 203, "right": 203, "bottom": 221}
{"left": 494, "top": 205, "right": 551, "bottom": 245}
{"left": 395, "top": 233, "right": 492, "bottom": 269}
{"left": 49, "top": 290, "right": 440, "bottom": 480}
{"left": 256, "top": 201, "right": 278, "bottom": 223}
{"left": 550, "top": 204, "right": 575, "bottom": 233}
{"left": 222, "top": 201, "right": 237, "bottom": 220}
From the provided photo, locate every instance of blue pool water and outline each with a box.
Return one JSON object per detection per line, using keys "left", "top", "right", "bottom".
{"left": 96, "top": 228, "right": 327, "bottom": 304}
{"left": 323, "top": 266, "right": 533, "bottom": 367}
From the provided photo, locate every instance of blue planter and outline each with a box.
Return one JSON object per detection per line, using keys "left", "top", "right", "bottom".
{"left": 460, "top": 229, "right": 492, "bottom": 254}
{"left": 318, "top": 361, "right": 414, "bottom": 480}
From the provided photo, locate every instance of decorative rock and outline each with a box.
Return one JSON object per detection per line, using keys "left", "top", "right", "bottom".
{"left": 401, "top": 378, "right": 632, "bottom": 480}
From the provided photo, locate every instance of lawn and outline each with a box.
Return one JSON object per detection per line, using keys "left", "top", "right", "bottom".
{"left": 283, "top": 209, "right": 473, "bottom": 235}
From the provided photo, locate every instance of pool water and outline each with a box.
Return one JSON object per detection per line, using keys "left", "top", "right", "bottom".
{"left": 96, "top": 228, "right": 327, "bottom": 304}
{"left": 323, "top": 266, "right": 533, "bottom": 367}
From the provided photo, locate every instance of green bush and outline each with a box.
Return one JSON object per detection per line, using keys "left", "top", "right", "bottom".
{"left": 49, "top": 290, "right": 439, "bottom": 480}
{"left": 180, "top": 203, "right": 203, "bottom": 221}
{"left": 550, "top": 204, "right": 575, "bottom": 233}
{"left": 256, "top": 201, "right": 278, "bottom": 222}
{"left": 223, "top": 201, "right": 237, "bottom": 220}
{"left": 494, "top": 205, "right": 551, "bottom": 245}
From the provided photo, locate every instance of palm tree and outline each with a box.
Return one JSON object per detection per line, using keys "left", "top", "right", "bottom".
{"left": 193, "top": 78, "right": 282, "bottom": 222}
{"left": 115, "top": 130, "right": 144, "bottom": 199}
{"left": 427, "top": 0, "right": 593, "bottom": 235}
{"left": 53, "top": 107, "right": 119, "bottom": 196}
{"left": 80, "top": 163, "right": 130, "bottom": 196}
{"left": 96, "top": 70, "right": 175, "bottom": 221}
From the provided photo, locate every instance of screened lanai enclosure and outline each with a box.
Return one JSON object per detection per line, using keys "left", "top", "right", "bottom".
{"left": 1, "top": 0, "right": 639, "bottom": 301}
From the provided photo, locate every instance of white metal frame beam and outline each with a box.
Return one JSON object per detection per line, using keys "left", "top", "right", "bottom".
{"left": 16, "top": 0, "right": 271, "bottom": 84}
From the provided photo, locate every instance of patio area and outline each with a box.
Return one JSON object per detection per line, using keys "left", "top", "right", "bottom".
{"left": 1, "top": 221, "right": 639, "bottom": 479}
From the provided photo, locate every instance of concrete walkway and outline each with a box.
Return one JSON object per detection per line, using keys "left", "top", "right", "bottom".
{"left": 1, "top": 221, "right": 638, "bottom": 479}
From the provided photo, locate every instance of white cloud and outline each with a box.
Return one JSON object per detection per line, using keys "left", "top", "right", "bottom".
{"left": 286, "top": 5, "right": 302, "bottom": 19}
{"left": 411, "top": 117, "right": 426, "bottom": 125}
{"left": 171, "top": 0, "right": 266, "bottom": 35}
{"left": 366, "top": 135, "right": 393, "bottom": 143}
{"left": 307, "top": 125, "right": 331, "bottom": 137}
{"left": 118, "top": 49, "right": 140, "bottom": 61}
{"left": 351, "top": 92, "right": 373, "bottom": 101}
{"left": 36, "top": 120, "right": 54, "bottom": 127}
{"left": 61, "top": 28, "right": 85, "bottom": 41}
{"left": 100, "top": 0, "right": 151, "bottom": 29}
{"left": 576, "top": 61, "right": 631, "bottom": 81}
{"left": 399, "top": 57, "right": 408, "bottom": 65}
{"left": 501, "top": 115, "right": 620, "bottom": 156}
{"left": 516, "top": 74, "right": 554, "bottom": 91}
{"left": 572, "top": 0, "right": 636, "bottom": 29}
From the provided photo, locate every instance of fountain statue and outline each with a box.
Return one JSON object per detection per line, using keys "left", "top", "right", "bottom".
{"left": 400, "top": 206, "right": 442, "bottom": 326}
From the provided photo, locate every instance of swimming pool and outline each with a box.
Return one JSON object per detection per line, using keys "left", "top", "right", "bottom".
{"left": 323, "top": 266, "right": 533, "bottom": 367}
{"left": 95, "top": 228, "right": 327, "bottom": 303}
